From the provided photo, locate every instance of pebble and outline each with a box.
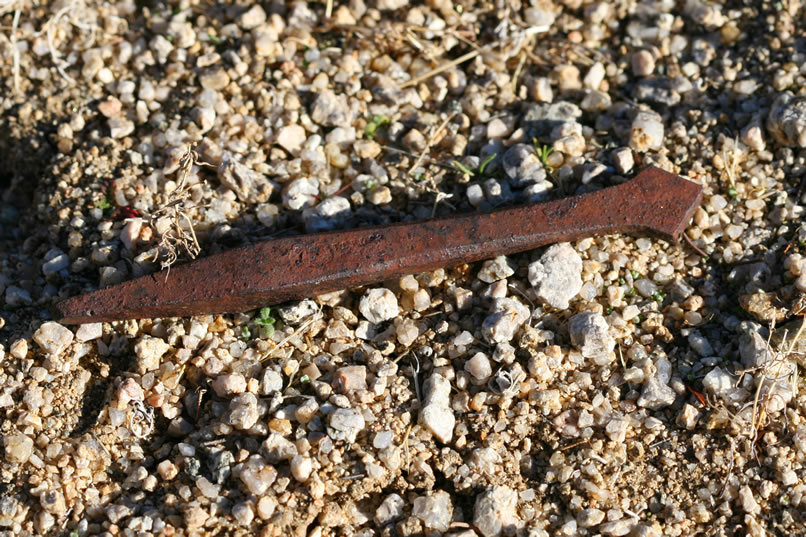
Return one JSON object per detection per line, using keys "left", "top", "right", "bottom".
{"left": 767, "top": 92, "right": 806, "bottom": 147}
{"left": 303, "top": 196, "right": 351, "bottom": 232}
{"left": 276, "top": 124, "right": 306, "bottom": 154}
{"left": 631, "top": 50, "right": 655, "bottom": 77}
{"left": 228, "top": 393, "right": 259, "bottom": 430}
{"left": 108, "top": 117, "right": 135, "bottom": 139}
{"left": 257, "top": 495, "right": 278, "bottom": 520}
{"left": 373, "top": 431, "right": 394, "bottom": 450}
{"left": 396, "top": 318, "right": 419, "bottom": 346}
{"left": 310, "top": 89, "right": 353, "bottom": 127}
{"left": 260, "top": 369, "right": 283, "bottom": 394}
{"left": 232, "top": 502, "right": 254, "bottom": 526}
{"left": 212, "top": 373, "right": 247, "bottom": 397}
{"left": 134, "top": 336, "right": 170, "bottom": 374}
{"left": 238, "top": 5, "right": 266, "bottom": 29}
{"left": 75, "top": 322, "right": 103, "bottom": 342}
{"left": 578, "top": 508, "right": 606, "bottom": 527}
{"left": 290, "top": 455, "right": 313, "bottom": 482}
{"left": 413, "top": 490, "right": 453, "bottom": 532}
{"left": 702, "top": 366, "right": 734, "bottom": 399}
{"left": 9, "top": 339, "right": 28, "bottom": 359}
{"left": 120, "top": 219, "right": 142, "bottom": 251}
{"left": 611, "top": 147, "right": 634, "bottom": 174}
{"left": 637, "top": 358, "right": 677, "bottom": 409}
{"left": 502, "top": 144, "right": 547, "bottom": 187}
{"left": 465, "top": 352, "right": 493, "bottom": 383}
{"left": 5, "top": 286, "right": 32, "bottom": 306}
{"left": 327, "top": 408, "right": 365, "bottom": 443}
{"left": 39, "top": 490, "right": 66, "bottom": 516}
{"left": 359, "top": 288, "right": 399, "bottom": 324}
{"left": 629, "top": 110, "right": 664, "bottom": 152}
{"left": 599, "top": 519, "right": 634, "bottom": 536}
{"left": 42, "top": 249, "right": 69, "bottom": 276}
{"left": 478, "top": 256, "right": 515, "bottom": 283}
{"left": 218, "top": 152, "right": 276, "bottom": 203}
{"left": 568, "top": 312, "right": 615, "bottom": 363}
{"left": 157, "top": 460, "right": 179, "bottom": 480}
{"left": 528, "top": 243, "right": 583, "bottom": 309}
{"left": 676, "top": 403, "right": 700, "bottom": 430}
{"left": 419, "top": 373, "right": 455, "bottom": 443}
{"left": 738, "top": 486, "right": 761, "bottom": 514}
{"left": 334, "top": 365, "right": 367, "bottom": 393}
{"left": 33, "top": 322, "right": 74, "bottom": 355}
{"left": 688, "top": 331, "right": 714, "bottom": 357}
{"left": 374, "top": 495, "right": 406, "bottom": 527}
{"left": 482, "top": 297, "right": 530, "bottom": 344}
{"left": 473, "top": 485, "right": 520, "bottom": 537}
{"left": 199, "top": 67, "right": 230, "bottom": 90}
{"left": 4, "top": 433, "right": 33, "bottom": 463}
{"left": 278, "top": 299, "right": 318, "bottom": 324}
{"left": 283, "top": 177, "right": 320, "bottom": 210}
{"left": 239, "top": 455, "right": 277, "bottom": 495}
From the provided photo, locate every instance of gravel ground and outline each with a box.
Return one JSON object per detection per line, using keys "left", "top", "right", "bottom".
{"left": 2, "top": 1, "right": 806, "bottom": 536}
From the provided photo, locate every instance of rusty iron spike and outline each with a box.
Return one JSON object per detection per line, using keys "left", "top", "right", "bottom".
{"left": 54, "top": 167, "right": 702, "bottom": 324}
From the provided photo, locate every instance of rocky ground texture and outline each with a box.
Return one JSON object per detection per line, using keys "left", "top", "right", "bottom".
{"left": 2, "top": 0, "right": 806, "bottom": 536}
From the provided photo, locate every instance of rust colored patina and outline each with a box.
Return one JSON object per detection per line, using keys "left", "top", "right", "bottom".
{"left": 55, "top": 167, "right": 702, "bottom": 324}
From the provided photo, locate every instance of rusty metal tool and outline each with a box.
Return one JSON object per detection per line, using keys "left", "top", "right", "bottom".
{"left": 55, "top": 167, "right": 702, "bottom": 324}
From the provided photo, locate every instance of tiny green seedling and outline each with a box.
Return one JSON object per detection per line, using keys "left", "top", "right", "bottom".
{"left": 651, "top": 290, "right": 666, "bottom": 304}
{"left": 625, "top": 287, "right": 636, "bottom": 298}
{"left": 452, "top": 153, "right": 498, "bottom": 178}
{"left": 727, "top": 186, "right": 738, "bottom": 198}
{"left": 240, "top": 326, "right": 251, "bottom": 341}
{"left": 452, "top": 160, "right": 475, "bottom": 177}
{"left": 256, "top": 307, "right": 276, "bottom": 338}
{"left": 478, "top": 153, "right": 497, "bottom": 175}
{"left": 364, "top": 115, "right": 390, "bottom": 140}
{"left": 533, "top": 138, "right": 554, "bottom": 170}
{"left": 207, "top": 33, "right": 222, "bottom": 45}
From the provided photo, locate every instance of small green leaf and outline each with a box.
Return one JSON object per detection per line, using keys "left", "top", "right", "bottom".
{"left": 208, "top": 33, "right": 222, "bottom": 45}
{"left": 260, "top": 324, "right": 275, "bottom": 339}
{"left": 631, "top": 270, "right": 642, "bottom": 280}
{"left": 240, "top": 326, "right": 251, "bottom": 341}
{"left": 626, "top": 287, "right": 636, "bottom": 298}
{"left": 728, "top": 186, "right": 738, "bottom": 198}
{"left": 364, "top": 115, "right": 390, "bottom": 140}
{"left": 452, "top": 160, "right": 475, "bottom": 177}
{"left": 479, "top": 153, "right": 497, "bottom": 175}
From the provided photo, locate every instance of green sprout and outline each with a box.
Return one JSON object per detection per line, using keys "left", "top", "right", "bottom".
{"left": 651, "top": 290, "right": 667, "bottom": 304}
{"left": 256, "top": 307, "right": 276, "bottom": 338}
{"left": 96, "top": 185, "right": 116, "bottom": 212}
{"left": 364, "top": 115, "right": 390, "bottom": 140}
{"left": 533, "top": 138, "right": 554, "bottom": 170}
{"left": 453, "top": 153, "right": 498, "bottom": 178}
{"left": 625, "top": 287, "right": 636, "bottom": 298}
{"left": 727, "top": 186, "right": 738, "bottom": 198}
{"left": 478, "top": 153, "right": 497, "bottom": 175}
{"left": 240, "top": 326, "right": 251, "bottom": 342}
{"left": 452, "top": 160, "right": 475, "bottom": 177}
{"left": 207, "top": 33, "right": 222, "bottom": 45}
{"left": 630, "top": 270, "right": 642, "bottom": 280}
{"left": 299, "top": 374, "right": 310, "bottom": 385}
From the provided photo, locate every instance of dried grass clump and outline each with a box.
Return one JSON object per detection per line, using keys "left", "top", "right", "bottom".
{"left": 150, "top": 145, "right": 214, "bottom": 277}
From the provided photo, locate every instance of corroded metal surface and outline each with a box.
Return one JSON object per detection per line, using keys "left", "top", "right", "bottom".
{"left": 55, "top": 167, "right": 703, "bottom": 324}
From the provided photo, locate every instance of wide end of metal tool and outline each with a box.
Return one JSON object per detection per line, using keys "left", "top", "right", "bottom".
{"left": 621, "top": 167, "right": 703, "bottom": 243}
